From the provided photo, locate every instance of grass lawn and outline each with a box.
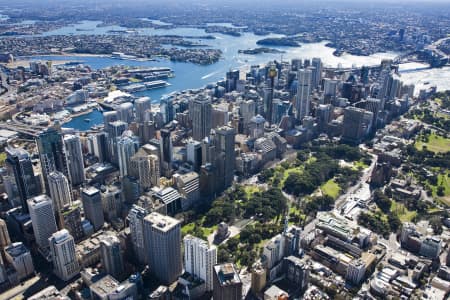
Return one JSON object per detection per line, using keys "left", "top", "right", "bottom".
{"left": 243, "top": 185, "right": 260, "bottom": 199}
{"left": 353, "top": 160, "right": 369, "bottom": 170}
{"left": 390, "top": 201, "right": 417, "bottom": 222}
{"left": 430, "top": 171, "right": 450, "bottom": 206}
{"left": 320, "top": 179, "right": 341, "bottom": 199}
{"left": 182, "top": 221, "right": 217, "bottom": 238}
{"left": 278, "top": 156, "right": 317, "bottom": 187}
{"left": 181, "top": 222, "right": 195, "bottom": 236}
{"left": 415, "top": 133, "right": 450, "bottom": 153}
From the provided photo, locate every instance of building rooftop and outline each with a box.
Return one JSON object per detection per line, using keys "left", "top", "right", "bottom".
{"left": 90, "top": 275, "right": 120, "bottom": 296}
{"left": 50, "top": 229, "right": 71, "bottom": 244}
{"left": 83, "top": 186, "right": 100, "bottom": 196}
{"left": 214, "top": 263, "right": 241, "bottom": 287}
{"left": 27, "top": 194, "right": 51, "bottom": 207}
{"left": 5, "top": 242, "right": 30, "bottom": 257}
{"left": 144, "top": 212, "right": 180, "bottom": 232}
{"left": 29, "top": 286, "right": 69, "bottom": 300}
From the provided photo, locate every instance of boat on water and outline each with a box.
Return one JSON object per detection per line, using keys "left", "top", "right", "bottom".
{"left": 84, "top": 118, "right": 91, "bottom": 122}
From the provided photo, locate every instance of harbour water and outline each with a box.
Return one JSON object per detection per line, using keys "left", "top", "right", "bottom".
{"left": 23, "top": 20, "right": 450, "bottom": 130}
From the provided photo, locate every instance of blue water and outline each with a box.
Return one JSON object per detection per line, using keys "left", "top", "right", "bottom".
{"left": 63, "top": 109, "right": 104, "bottom": 130}
{"left": 30, "top": 20, "right": 445, "bottom": 131}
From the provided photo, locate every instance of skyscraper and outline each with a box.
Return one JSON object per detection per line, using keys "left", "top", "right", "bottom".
{"left": 323, "top": 78, "right": 338, "bottom": 104}
{"left": 63, "top": 135, "right": 85, "bottom": 186}
{"left": 48, "top": 229, "right": 79, "bottom": 281}
{"left": 311, "top": 58, "right": 323, "bottom": 89}
{"left": 81, "top": 187, "right": 104, "bottom": 232}
{"left": 117, "top": 102, "right": 134, "bottom": 123}
{"left": 225, "top": 70, "right": 240, "bottom": 92}
{"left": 135, "top": 97, "right": 152, "bottom": 123}
{"left": 117, "top": 135, "right": 140, "bottom": 178}
{"left": 184, "top": 235, "right": 217, "bottom": 291}
{"left": 365, "top": 98, "right": 382, "bottom": 131}
{"left": 36, "top": 128, "right": 68, "bottom": 194}
{"left": 107, "top": 121, "right": 128, "bottom": 164}
{"left": 127, "top": 205, "right": 148, "bottom": 264}
{"left": 215, "top": 126, "right": 236, "bottom": 191}
{"left": 160, "top": 128, "right": 172, "bottom": 178}
{"left": 144, "top": 212, "right": 182, "bottom": 284}
{"left": 60, "top": 203, "right": 84, "bottom": 242}
{"left": 213, "top": 263, "right": 242, "bottom": 300}
{"left": 191, "top": 95, "right": 212, "bottom": 141}
{"left": 295, "top": 69, "right": 312, "bottom": 121}
{"left": 28, "top": 195, "right": 58, "bottom": 251}
{"left": 265, "top": 65, "right": 277, "bottom": 126}
{"left": 130, "top": 150, "right": 160, "bottom": 189}
{"left": 48, "top": 171, "right": 72, "bottom": 227}
{"left": 160, "top": 97, "right": 174, "bottom": 124}
{"left": 342, "top": 106, "right": 374, "bottom": 144}
{"left": 0, "top": 219, "right": 11, "bottom": 249}
{"left": 186, "top": 139, "right": 202, "bottom": 172}
{"left": 239, "top": 99, "right": 256, "bottom": 131}
{"left": 5, "top": 148, "right": 41, "bottom": 213}
{"left": 100, "top": 233, "right": 124, "bottom": 281}
{"left": 48, "top": 171, "right": 72, "bottom": 211}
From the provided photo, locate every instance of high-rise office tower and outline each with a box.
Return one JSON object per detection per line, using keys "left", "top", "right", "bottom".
{"left": 388, "top": 77, "right": 402, "bottom": 101}
{"left": 295, "top": 69, "right": 312, "bottom": 122}
{"left": 87, "top": 132, "right": 108, "bottom": 163}
{"left": 186, "top": 139, "right": 202, "bottom": 172}
{"left": 28, "top": 195, "right": 58, "bottom": 251}
{"left": 144, "top": 212, "right": 182, "bottom": 284}
{"left": 117, "top": 102, "right": 134, "bottom": 123}
{"left": 160, "top": 97, "right": 174, "bottom": 124}
{"left": 81, "top": 187, "right": 104, "bottom": 232}
{"left": 311, "top": 58, "right": 322, "bottom": 89}
{"left": 225, "top": 70, "right": 240, "bottom": 92}
{"left": 215, "top": 126, "right": 236, "bottom": 191}
{"left": 0, "top": 219, "right": 11, "bottom": 249}
{"left": 160, "top": 128, "right": 172, "bottom": 178}
{"left": 201, "top": 137, "right": 216, "bottom": 166}
{"left": 36, "top": 128, "right": 68, "bottom": 194}
{"left": 60, "top": 203, "right": 84, "bottom": 242}
{"left": 323, "top": 78, "right": 339, "bottom": 104}
{"left": 130, "top": 150, "right": 160, "bottom": 189}
{"left": 184, "top": 235, "right": 217, "bottom": 291}
{"left": 100, "top": 233, "right": 124, "bottom": 280}
{"left": 101, "top": 186, "right": 122, "bottom": 221}
{"left": 4, "top": 242, "right": 35, "bottom": 280}
{"left": 191, "top": 96, "right": 212, "bottom": 141}
{"left": 127, "top": 205, "right": 148, "bottom": 264}
{"left": 48, "top": 171, "right": 72, "bottom": 227}
{"left": 135, "top": 97, "right": 152, "bottom": 123}
{"left": 213, "top": 263, "right": 242, "bottom": 300}
{"left": 63, "top": 135, "right": 85, "bottom": 186}
{"left": 108, "top": 120, "right": 129, "bottom": 138}
{"left": 107, "top": 120, "right": 128, "bottom": 164}
{"left": 138, "top": 120, "right": 155, "bottom": 144}
{"left": 239, "top": 100, "right": 256, "bottom": 130}
{"left": 342, "top": 106, "right": 374, "bottom": 144}
{"left": 117, "top": 135, "right": 140, "bottom": 178}
{"left": 5, "top": 148, "right": 41, "bottom": 213}
{"left": 316, "top": 104, "right": 332, "bottom": 132}
{"left": 365, "top": 98, "right": 382, "bottom": 131}
{"left": 48, "top": 229, "right": 79, "bottom": 281}
{"left": 103, "top": 111, "right": 119, "bottom": 132}
{"left": 174, "top": 172, "right": 200, "bottom": 210}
